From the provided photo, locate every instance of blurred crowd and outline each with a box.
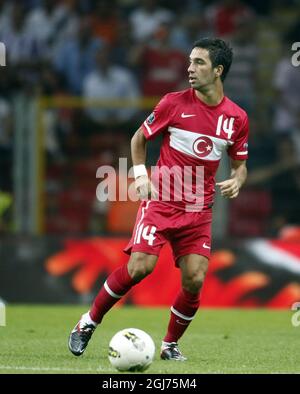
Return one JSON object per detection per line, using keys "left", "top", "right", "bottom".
{"left": 0, "top": 0, "right": 299, "bottom": 237}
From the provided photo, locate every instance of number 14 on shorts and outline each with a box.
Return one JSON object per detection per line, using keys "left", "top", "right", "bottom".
{"left": 134, "top": 224, "right": 157, "bottom": 246}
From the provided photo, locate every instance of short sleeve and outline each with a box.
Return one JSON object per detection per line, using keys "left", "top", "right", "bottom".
{"left": 227, "top": 114, "right": 249, "bottom": 160}
{"left": 141, "top": 94, "right": 173, "bottom": 140}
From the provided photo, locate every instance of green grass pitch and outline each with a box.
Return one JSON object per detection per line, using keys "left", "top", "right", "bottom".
{"left": 0, "top": 305, "right": 299, "bottom": 374}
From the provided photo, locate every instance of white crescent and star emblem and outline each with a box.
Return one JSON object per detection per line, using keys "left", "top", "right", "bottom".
{"left": 192, "top": 136, "right": 213, "bottom": 158}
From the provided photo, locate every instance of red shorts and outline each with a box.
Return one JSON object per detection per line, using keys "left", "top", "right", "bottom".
{"left": 124, "top": 200, "right": 212, "bottom": 265}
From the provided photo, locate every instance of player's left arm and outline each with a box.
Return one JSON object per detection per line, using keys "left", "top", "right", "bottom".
{"left": 216, "top": 159, "right": 247, "bottom": 199}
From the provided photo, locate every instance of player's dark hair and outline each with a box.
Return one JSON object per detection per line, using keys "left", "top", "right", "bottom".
{"left": 192, "top": 38, "right": 233, "bottom": 82}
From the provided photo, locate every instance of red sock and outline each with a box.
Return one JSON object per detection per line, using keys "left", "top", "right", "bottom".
{"left": 163, "top": 288, "right": 200, "bottom": 343}
{"left": 90, "top": 263, "right": 136, "bottom": 324}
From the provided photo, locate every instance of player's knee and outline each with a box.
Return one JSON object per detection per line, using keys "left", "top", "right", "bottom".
{"left": 182, "top": 269, "right": 207, "bottom": 293}
{"left": 130, "top": 264, "right": 153, "bottom": 281}
{"left": 183, "top": 278, "right": 203, "bottom": 293}
{"left": 128, "top": 254, "right": 155, "bottom": 281}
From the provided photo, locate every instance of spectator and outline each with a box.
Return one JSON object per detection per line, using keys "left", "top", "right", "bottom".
{"left": 224, "top": 17, "right": 258, "bottom": 113}
{"left": 25, "top": 0, "right": 79, "bottom": 57}
{"left": 206, "top": 0, "right": 255, "bottom": 38}
{"left": 110, "top": 19, "right": 135, "bottom": 69}
{"left": 54, "top": 16, "right": 102, "bottom": 94}
{"left": 0, "top": 2, "right": 48, "bottom": 92}
{"left": 273, "top": 23, "right": 300, "bottom": 135}
{"left": 170, "top": 13, "right": 212, "bottom": 54}
{"left": 270, "top": 136, "right": 300, "bottom": 234}
{"left": 0, "top": 2, "right": 46, "bottom": 66}
{"left": 0, "top": 0, "right": 13, "bottom": 33}
{"left": 83, "top": 45, "right": 140, "bottom": 131}
{"left": 247, "top": 134, "right": 300, "bottom": 235}
{"left": 129, "top": 0, "right": 174, "bottom": 43}
{"left": 130, "top": 22, "right": 187, "bottom": 96}
{"left": 91, "top": 0, "right": 121, "bottom": 45}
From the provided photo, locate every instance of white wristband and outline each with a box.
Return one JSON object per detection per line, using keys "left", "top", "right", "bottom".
{"left": 133, "top": 164, "right": 147, "bottom": 179}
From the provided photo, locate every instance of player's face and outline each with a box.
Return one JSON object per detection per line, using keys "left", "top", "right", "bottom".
{"left": 188, "top": 48, "right": 216, "bottom": 90}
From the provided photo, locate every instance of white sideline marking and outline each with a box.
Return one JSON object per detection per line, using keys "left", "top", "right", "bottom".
{"left": 0, "top": 365, "right": 115, "bottom": 373}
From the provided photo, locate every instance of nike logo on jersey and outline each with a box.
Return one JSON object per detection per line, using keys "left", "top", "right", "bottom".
{"left": 203, "top": 242, "right": 210, "bottom": 249}
{"left": 181, "top": 113, "right": 196, "bottom": 118}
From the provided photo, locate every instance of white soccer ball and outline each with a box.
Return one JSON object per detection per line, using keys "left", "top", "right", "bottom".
{"left": 108, "top": 328, "right": 155, "bottom": 372}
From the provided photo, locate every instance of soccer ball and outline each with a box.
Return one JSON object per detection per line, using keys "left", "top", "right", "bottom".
{"left": 108, "top": 328, "right": 155, "bottom": 372}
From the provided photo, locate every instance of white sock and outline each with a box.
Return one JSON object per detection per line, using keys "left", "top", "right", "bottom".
{"left": 81, "top": 311, "right": 97, "bottom": 327}
{"left": 161, "top": 340, "right": 176, "bottom": 348}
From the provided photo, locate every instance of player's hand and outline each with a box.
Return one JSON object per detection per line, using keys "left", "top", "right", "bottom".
{"left": 216, "top": 178, "right": 240, "bottom": 199}
{"left": 135, "top": 175, "right": 157, "bottom": 200}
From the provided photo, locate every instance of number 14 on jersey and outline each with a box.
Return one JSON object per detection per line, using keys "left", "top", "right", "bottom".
{"left": 134, "top": 224, "right": 157, "bottom": 246}
{"left": 216, "top": 114, "right": 235, "bottom": 139}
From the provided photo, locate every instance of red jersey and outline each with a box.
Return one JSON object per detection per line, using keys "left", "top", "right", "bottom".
{"left": 141, "top": 88, "right": 249, "bottom": 211}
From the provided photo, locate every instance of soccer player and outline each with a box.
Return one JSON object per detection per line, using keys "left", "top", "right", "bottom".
{"left": 68, "top": 38, "right": 248, "bottom": 360}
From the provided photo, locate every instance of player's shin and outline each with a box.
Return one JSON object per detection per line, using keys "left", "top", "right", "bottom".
{"left": 163, "top": 288, "right": 200, "bottom": 343}
{"left": 89, "top": 263, "right": 138, "bottom": 324}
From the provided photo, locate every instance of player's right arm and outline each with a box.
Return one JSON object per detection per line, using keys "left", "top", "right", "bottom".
{"left": 131, "top": 127, "right": 152, "bottom": 200}
{"left": 131, "top": 94, "right": 173, "bottom": 200}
